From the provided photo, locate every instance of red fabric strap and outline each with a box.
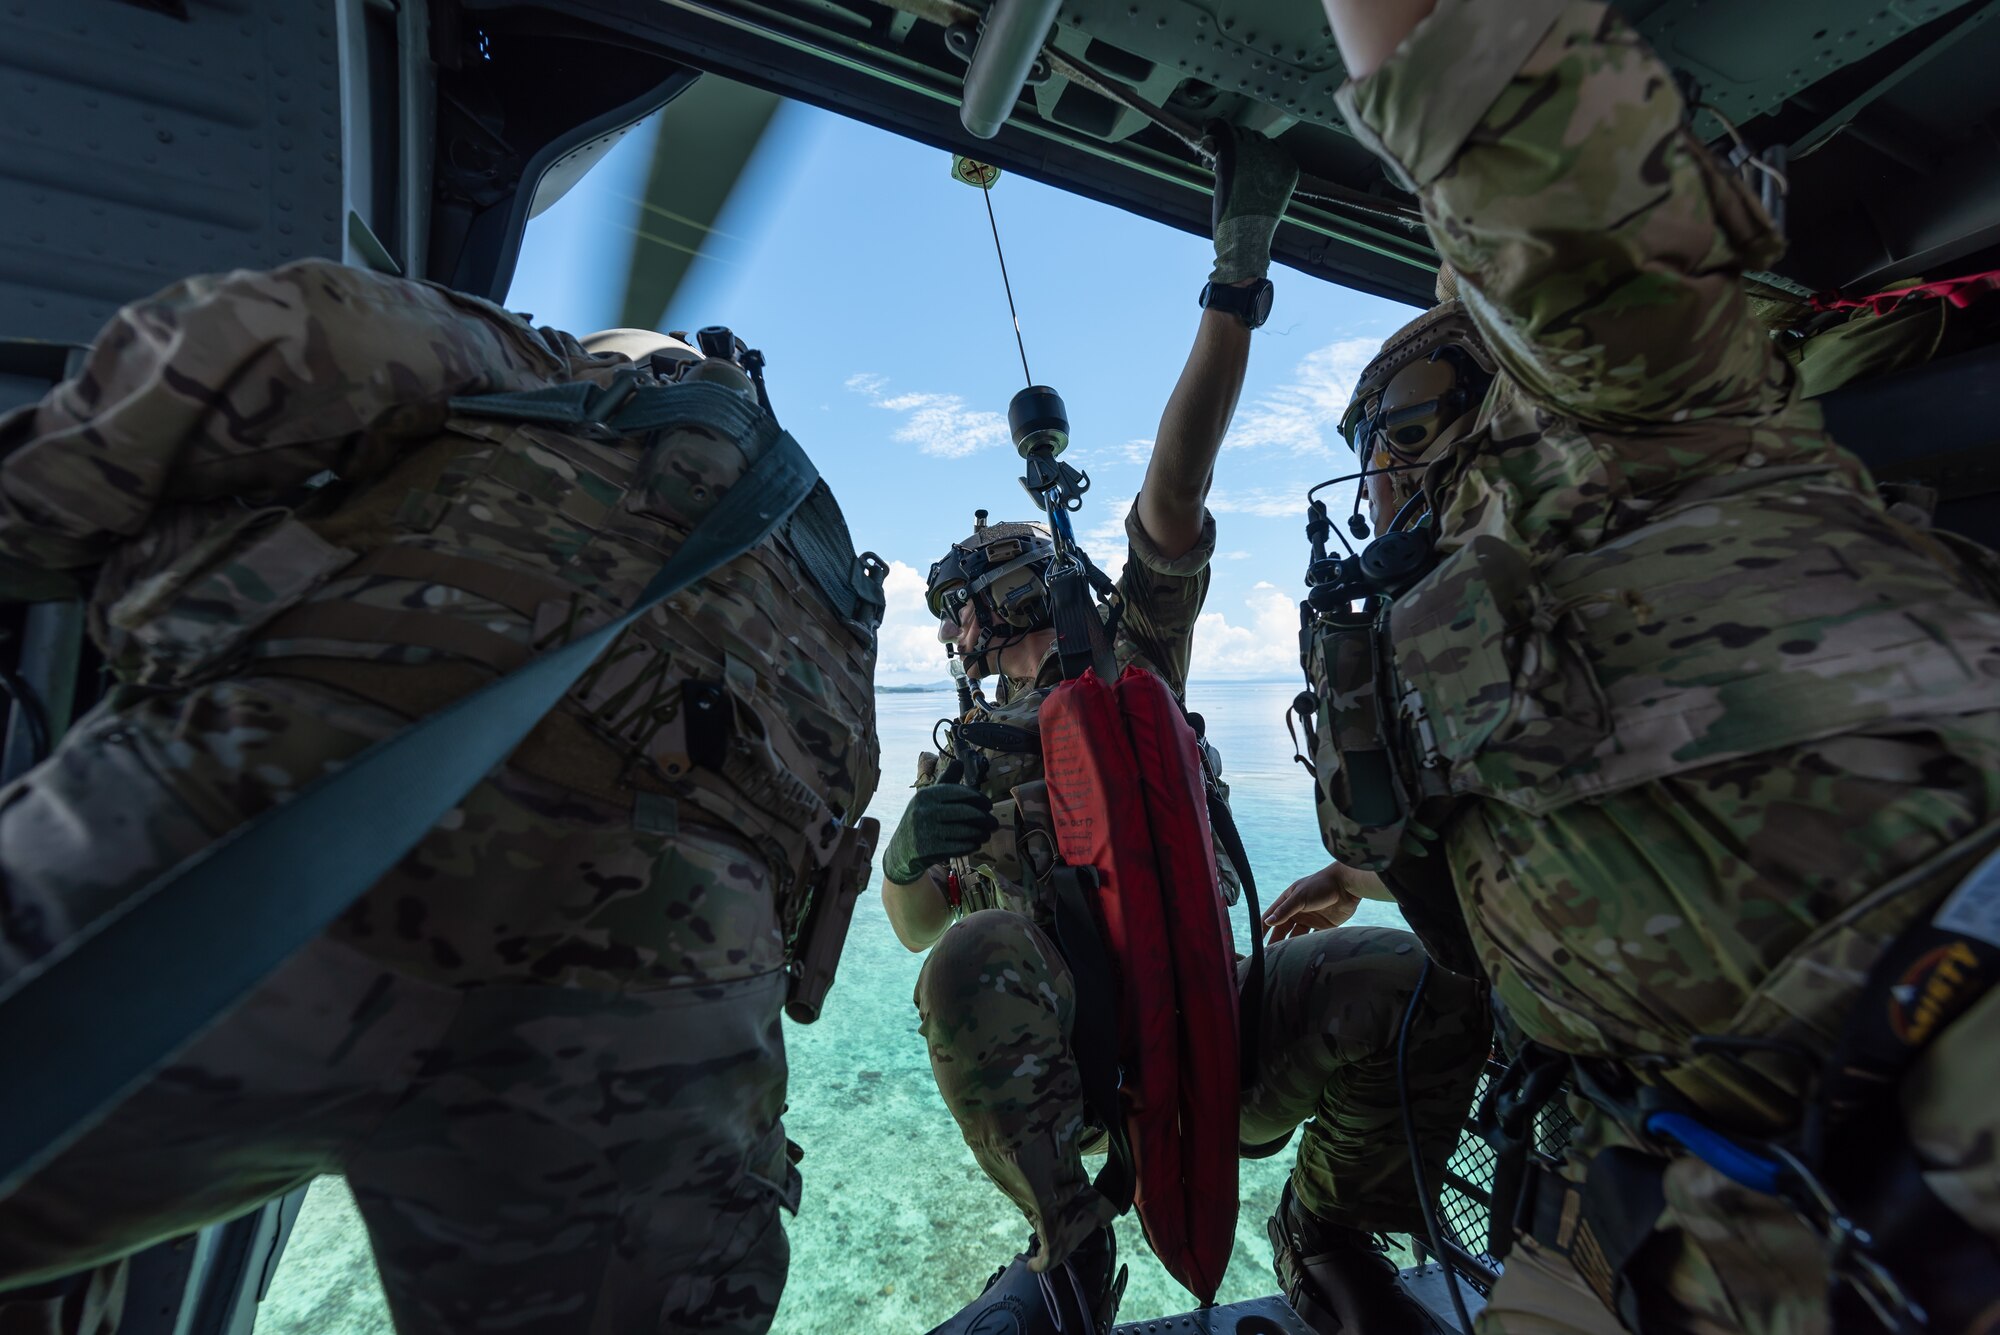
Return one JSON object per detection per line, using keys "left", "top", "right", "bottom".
{"left": 1810, "top": 269, "right": 2000, "bottom": 316}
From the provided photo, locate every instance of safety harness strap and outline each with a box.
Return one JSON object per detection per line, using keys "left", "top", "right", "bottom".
{"left": 1816, "top": 844, "right": 2000, "bottom": 1137}
{"left": 455, "top": 379, "right": 887, "bottom": 633}
{"left": 1824, "top": 1107, "right": 1999, "bottom": 1333}
{"left": 0, "top": 423, "right": 826, "bottom": 1197}
{"left": 1478, "top": 1041, "right": 1569, "bottom": 1259}
{"left": 1050, "top": 565, "right": 1117, "bottom": 684}
{"left": 1517, "top": 1149, "right": 1669, "bottom": 1335}
{"left": 1205, "top": 786, "right": 1264, "bottom": 1089}
{"left": 956, "top": 720, "right": 1039, "bottom": 754}
{"left": 1813, "top": 846, "right": 2000, "bottom": 1333}
{"left": 1053, "top": 863, "right": 1137, "bottom": 1215}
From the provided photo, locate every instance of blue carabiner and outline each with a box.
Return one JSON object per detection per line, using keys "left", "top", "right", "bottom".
{"left": 1644, "top": 1111, "right": 1785, "bottom": 1195}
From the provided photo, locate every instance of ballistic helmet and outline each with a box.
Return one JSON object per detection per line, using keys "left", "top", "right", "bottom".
{"left": 580, "top": 328, "right": 702, "bottom": 374}
{"left": 927, "top": 511, "right": 1058, "bottom": 674}
{"left": 1340, "top": 298, "right": 1498, "bottom": 530}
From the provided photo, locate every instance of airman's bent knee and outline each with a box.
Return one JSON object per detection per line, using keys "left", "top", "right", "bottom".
{"left": 913, "top": 908, "right": 1062, "bottom": 1018}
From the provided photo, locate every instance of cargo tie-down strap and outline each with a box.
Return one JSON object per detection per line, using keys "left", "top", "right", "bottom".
{"left": 0, "top": 382, "right": 833, "bottom": 1196}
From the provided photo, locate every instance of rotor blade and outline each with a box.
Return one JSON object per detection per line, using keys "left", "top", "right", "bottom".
{"left": 618, "top": 75, "right": 781, "bottom": 329}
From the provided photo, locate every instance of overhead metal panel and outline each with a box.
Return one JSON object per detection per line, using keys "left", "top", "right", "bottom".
{"left": 1629, "top": 0, "right": 1985, "bottom": 131}
{"left": 506, "top": 0, "right": 1441, "bottom": 306}
{"left": 0, "top": 0, "right": 346, "bottom": 344}
{"left": 1040, "top": 0, "right": 1347, "bottom": 133}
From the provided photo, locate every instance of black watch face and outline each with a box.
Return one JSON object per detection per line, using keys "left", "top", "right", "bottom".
{"left": 1249, "top": 282, "right": 1274, "bottom": 327}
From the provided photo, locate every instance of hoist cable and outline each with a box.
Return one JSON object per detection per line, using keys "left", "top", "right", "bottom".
{"left": 979, "top": 181, "right": 1035, "bottom": 387}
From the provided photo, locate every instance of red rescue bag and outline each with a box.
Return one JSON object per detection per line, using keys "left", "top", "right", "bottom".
{"left": 1041, "top": 665, "right": 1240, "bottom": 1302}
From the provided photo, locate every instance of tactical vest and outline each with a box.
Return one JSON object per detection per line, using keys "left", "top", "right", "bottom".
{"left": 918, "top": 662, "right": 1239, "bottom": 928}
{"left": 89, "top": 380, "right": 884, "bottom": 936}
{"left": 923, "top": 674, "right": 1057, "bottom": 925}
{"left": 1304, "top": 465, "right": 2000, "bottom": 867}
{"left": 1297, "top": 453, "right": 2000, "bottom": 1135}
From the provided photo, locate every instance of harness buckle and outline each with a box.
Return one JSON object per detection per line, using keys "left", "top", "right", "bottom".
{"left": 1398, "top": 683, "right": 1443, "bottom": 769}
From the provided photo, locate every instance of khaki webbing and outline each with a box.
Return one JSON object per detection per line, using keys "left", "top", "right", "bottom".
{"left": 256, "top": 601, "right": 532, "bottom": 672}
{"left": 339, "top": 545, "right": 579, "bottom": 620}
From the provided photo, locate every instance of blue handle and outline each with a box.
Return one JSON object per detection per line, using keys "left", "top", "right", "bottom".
{"left": 1645, "top": 1112, "right": 1784, "bottom": 1195}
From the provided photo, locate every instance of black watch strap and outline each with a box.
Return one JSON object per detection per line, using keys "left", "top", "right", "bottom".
{"left": 1200, "top": 279, "right": 1273, "bottom": 329}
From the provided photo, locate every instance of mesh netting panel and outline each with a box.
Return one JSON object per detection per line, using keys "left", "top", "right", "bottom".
{"left": 1537, "top": 1096, "right": 1579, "bottom": 1157}
{"left": 1437, "top": 1069, "right": 1501, "bottom": 1280}
{"left": 1420, "top": 1061, "right": 1582, "bottom": 1288}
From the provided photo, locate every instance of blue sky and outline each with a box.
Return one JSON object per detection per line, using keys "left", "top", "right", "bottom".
{"left": 507, "top": 93, "right": 1416, "bottom": 685}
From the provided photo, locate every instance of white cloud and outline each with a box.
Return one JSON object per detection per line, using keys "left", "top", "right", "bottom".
{"left": 1077, "top": 493, "right": 1132, "bottom": 585}
{"left": 1223, "top": 550, "right": 1252, "bottom": 561}
{"left": 845, "top": 373, "right": 1009, "bottom": 458}
{"left": 1099, "top": 438, "right": 1155, "bottom": 467}
{"left": 1227, "top": 336, "right": 1381, "bottom": 456}
{"left": 875, "top": 559, "right": 950, "bottom": 682}
{"left": 1190, "top": 581, "right": 1304, "bottom": 681}
{"left": 1083, "top": 493, "right": 1133, "bottom": 551}
{"left": 1207, "top": 488, "right": 1311, "bottom": 519}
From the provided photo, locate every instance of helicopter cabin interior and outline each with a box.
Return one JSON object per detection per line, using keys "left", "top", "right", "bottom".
{"left": 4, "top": 0, "right": 2000, "bottom": 1330}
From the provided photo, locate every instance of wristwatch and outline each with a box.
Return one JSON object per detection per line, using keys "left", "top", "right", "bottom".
{"left": 1199, "top": 278, "right": 1275, "bottom": 329}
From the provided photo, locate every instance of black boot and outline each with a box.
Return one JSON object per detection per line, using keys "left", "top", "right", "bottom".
{"left": 1268, "top": 1182, "right": 1430, "bottom": 1334}
{"left": 925, "top": 1226, "right": 1127, "bottom": 1335}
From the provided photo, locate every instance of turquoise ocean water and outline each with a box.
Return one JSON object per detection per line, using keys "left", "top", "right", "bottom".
{"left": 259, "top": 681, "right": 1410, "bottom": 1332}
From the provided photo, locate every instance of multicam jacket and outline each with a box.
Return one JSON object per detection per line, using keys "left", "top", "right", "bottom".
{"left": 913, "top": 505, "right": 1239, "bottom": 928}
{"left": 0, "top": 260, "right": 881, "bottom": 904}
{"left": 1313, "top": 0, "right": 2000, "bottom": 851}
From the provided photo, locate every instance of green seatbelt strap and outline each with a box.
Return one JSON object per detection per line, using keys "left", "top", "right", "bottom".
{"left": 0, "top": 424, "right": 823, "bottom": 1197}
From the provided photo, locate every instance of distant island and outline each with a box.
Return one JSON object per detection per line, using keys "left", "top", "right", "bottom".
{"left": 878, "top": 682, "right": 952, "bottom": 693}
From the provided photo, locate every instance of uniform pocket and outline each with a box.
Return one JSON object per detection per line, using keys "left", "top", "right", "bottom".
{"left": 1391, "top": 535, "right": 1609, "bottom": 810}
{"left": 1301, "top": 614, "right": 1409, "bottom": 869}
{"left": 103, "top": 509, "right": 354, "bottom": 686}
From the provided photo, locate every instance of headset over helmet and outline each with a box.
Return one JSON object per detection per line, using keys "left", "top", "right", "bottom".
{"left": 926, "top": 510, "right": 1058, "bottom": 676}
{"left": 1339, "top": 298, "right": 1498, "bottom": 529}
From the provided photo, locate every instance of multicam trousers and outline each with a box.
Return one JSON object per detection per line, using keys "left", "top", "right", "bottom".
{"left": 914, "top": 914, "right": 1489, "bottom": 1272}
{"left": 0, "top": 676, "right": 799, "bottom": 1335}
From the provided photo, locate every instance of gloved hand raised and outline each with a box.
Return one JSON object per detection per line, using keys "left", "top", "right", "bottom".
{"left": 1205, "top": 120, "right": 1300, "bottom": 284}
{"left": 882, "top": 783, "right": 999, "bottom": 885}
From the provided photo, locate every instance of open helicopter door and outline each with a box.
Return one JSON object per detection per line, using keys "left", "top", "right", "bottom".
{"left": 1, "top": 0, "right": 436, "bottom": 1310}
{"left": 0, "top": 344, "right": 309, "bottom": 1335}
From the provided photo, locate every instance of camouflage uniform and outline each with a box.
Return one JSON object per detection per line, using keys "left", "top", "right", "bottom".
{"left": 1327, "top": 3, "right": 2000, "bottom": 1329}
{"left": 0, "top": 261, "right": 880, "bottom": 1333}
{"left": 912, "top": 506, "right": 1489, "bottom": 1272}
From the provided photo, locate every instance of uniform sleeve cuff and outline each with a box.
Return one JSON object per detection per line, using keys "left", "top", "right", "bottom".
{"left": 1124, "top": 504, "right": 1216, "bottom": 578}
{"left": 1333, "top": 0, "right": 1569, "bottom": 191}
